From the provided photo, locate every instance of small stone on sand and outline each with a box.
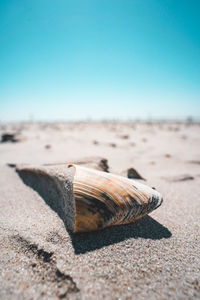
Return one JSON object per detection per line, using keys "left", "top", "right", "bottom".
{"left": 98, "top": 159, "right": 109, "bottom": 172}
{"left": 1, "top": 133, "right": 18, "bottom": 143}
{"left": 127, "top": 168, "right": 145, "bottom": 180}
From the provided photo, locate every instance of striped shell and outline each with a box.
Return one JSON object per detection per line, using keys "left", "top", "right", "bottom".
{"left": 70, "top": 164, "right": 163, "bottom": 232}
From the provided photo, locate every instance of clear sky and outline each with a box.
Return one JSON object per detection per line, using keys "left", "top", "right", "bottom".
{"left": 0, "top": 0, "right": 200, "bottom": 121}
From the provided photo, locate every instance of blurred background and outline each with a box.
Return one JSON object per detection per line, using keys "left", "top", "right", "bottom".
{"left": 0, "top": 0, "right": 200, "bottom": 122}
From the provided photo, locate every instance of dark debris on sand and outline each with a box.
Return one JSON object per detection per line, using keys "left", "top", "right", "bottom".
{"left": 127, "top": 168, "right": 146, "bottom": 180}
{"left": 1, "top": 133, "right": 19, "bottom": 143}
{"left": 98, "top": 159, "right": 109, "bottom": 172}
{"left": 164, "top": 174, "right": 194, "bottom": 182}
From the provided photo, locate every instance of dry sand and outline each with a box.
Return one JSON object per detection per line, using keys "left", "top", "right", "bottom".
{"left": 0, "top": 121, "right": 200, "bottom": 299}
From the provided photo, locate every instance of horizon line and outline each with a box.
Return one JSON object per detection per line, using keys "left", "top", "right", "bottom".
{"left": 1, "top": 116, "right": 200, "bottom": 124}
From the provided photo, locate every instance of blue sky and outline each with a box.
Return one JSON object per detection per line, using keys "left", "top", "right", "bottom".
{"left": 0, "top": 0, "right": 200, "bottom": 121}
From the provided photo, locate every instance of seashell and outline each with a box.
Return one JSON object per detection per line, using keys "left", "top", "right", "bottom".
{"left": 70, "top": 164, "right": 163, "bottom": 232}
{"left": 16, "top": 164, "right": 163, "bottom": 233}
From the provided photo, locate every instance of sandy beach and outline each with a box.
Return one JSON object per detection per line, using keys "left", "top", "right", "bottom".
{"left": 0, "top": 121, "right": 200, "bottom": 299}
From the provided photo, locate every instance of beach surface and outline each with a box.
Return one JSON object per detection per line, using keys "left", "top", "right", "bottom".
{"left": 0, "top": 121, "right": 200, "bottom": 299}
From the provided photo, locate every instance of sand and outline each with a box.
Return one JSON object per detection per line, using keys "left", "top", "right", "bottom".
{"left": 0, "top": 121, "right": 200, "bottom": 299}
